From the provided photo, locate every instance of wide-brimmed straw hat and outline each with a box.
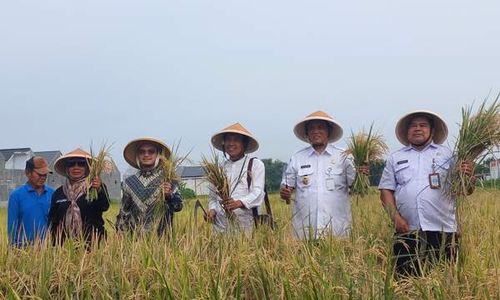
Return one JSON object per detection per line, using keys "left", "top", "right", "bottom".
{"left": 211, "top": 123, "right": 259, "bottom": 154}
{"left": 396, "top": 110, "right": 448, "bottom": 145}
{"left": 54, "top": 148, "right": 92, "bottom": 176}
{"left": 293, "top": 110, "right": 343, "bottom": 143}
{"left": 123, "top": 137, "right": 171, "bottom": 169}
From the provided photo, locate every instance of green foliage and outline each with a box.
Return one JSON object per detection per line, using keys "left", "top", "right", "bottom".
{"left": 178, "top": 181, "right": 196, "bottom": 199}
{"left": 261, "top": 158, "right": 287, "bottom": 192}
{"left": 369, "top": 159, "right": 386, "bottom": 186}
{"left": 478, "top": 178, "right": 500, "bottom": 189}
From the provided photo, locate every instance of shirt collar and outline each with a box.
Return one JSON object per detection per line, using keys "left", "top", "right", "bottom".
{"left": 24, "top": 182, "right": 47, "bottom": 194}
{"left": 404, "top": 142, "right": 438, "bottom": 152}
{"left": 225, "top": 154, "right": 248, "bottom": 165}
{"left": 307, "top": 144, "right": 334, "bottom": 156}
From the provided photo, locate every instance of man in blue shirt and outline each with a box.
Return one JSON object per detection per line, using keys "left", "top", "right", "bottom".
{"left": 8, "top": 156, "right": 54, "bottom": 246}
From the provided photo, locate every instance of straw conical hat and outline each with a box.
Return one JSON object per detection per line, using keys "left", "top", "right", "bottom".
{"left": 396, "top": 110, "right": 448, "bottom": 146}
{"left": 54, "top": 148, "right": 92, "bottom": 176}
{"left": 211, "top": 123, "right": 259, "bottom": 154}
{"left": 293, "top": 110, "right": 343, "bottom": 143}
{"left": 123, "top": 137, "right": 171, "bottom": 169}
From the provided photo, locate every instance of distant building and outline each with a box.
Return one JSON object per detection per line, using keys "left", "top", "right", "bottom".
{"left": 178, "top": 165, "right": 208, "bottom": 196}
{"left": 490, "top": 159, "right": 499, "bottom": 179}
{"left": 0, "top": 148, "right": 122, "bottom": 203}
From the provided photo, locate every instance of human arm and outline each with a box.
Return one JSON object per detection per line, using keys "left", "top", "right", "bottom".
{"left": 7, "top": 192, "right": 19, "bottom": 246}
{"left": 380, "top": 189, "right": 409, "bottom": 233}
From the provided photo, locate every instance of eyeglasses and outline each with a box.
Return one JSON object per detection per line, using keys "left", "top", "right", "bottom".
{"left": 66, "top": 160, "right": 87, "bottom": 168}
{"left": 138, "top": 149, "right": 157, "bottom": 155}
{"left": 33, "top": 171, "right": 48, "bottom": 177}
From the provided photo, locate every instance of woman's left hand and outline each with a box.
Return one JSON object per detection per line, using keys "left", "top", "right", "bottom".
{"left": 91, "top": 177, "right": 102, "bottom": 190}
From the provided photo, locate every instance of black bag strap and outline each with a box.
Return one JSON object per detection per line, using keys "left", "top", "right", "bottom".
{"left": 247, "top": 157, "right": 273, "bottom": 226}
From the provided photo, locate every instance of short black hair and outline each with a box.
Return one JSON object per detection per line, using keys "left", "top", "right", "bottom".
{"left": 25, "top": 157, "right": 35, "bottom": 172}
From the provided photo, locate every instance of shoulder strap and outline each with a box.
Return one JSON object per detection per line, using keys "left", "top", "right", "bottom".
{"left": 247, "top": 158, "right": 273, "bottom": 220}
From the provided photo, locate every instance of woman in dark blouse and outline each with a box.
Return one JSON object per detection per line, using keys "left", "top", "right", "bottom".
{"left": 48, "top": 148, "right": 109, "bottom": 245}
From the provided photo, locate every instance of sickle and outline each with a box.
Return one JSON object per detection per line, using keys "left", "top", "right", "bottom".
{"left": 194, "top": 199, "right": 207, "bottom": 225}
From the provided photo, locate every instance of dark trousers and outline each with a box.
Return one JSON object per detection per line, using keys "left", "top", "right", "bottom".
{"left": 393, "top": 231, "right": 459, "bottom": 277}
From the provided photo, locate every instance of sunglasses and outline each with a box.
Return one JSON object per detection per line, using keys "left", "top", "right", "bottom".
{"left": 66, "top": 160, "right": 87, "bottom": 168}
{"left": 138, "top": 149, "right": 157, "bottom": 155}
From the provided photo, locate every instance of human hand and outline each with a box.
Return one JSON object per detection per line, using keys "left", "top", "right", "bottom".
{"left": 162, "top": 182, "right": 172, "bottom": 199}
{"left": 394, "top": 214, "right": 410, "bottom": 234}
{"left": 280, "top": 186, "right": 293, "bottom": 203}
{"left": 356, "top": 165, "right": 370, "bottom": 176}
{"left": 205, "top": 209, "right": 216, "bottom": 223}
{"left": 223, "top": 198, "right": 244, "bottom": 211}
{"left": 459, "top": 161, "right": 475, "bottom": 177}
{"left": 90, "top": 177, "right": 102, "bottom": 190}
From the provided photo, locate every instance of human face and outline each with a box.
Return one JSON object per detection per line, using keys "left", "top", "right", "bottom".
{"left": 138, "top": 144, "right": 159, "bottom": 169}
{"left": 66, "top": 159, "right": 88, "bottom": 181}
{"left": 306, "top": 120, "right": 330, "bottom": 148}
{"left": 26, "top": 170, "right": 48, "bottom": 189}
{"left": 224, "top": 133, "right": 245, "bottom": 161}
{"left": 407, "top": 116, "right": 432, "bottom": 147}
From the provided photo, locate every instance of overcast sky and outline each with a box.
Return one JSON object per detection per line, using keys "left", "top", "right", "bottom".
{"left": 1, "top": 0, "right": 499, "bottom": 173}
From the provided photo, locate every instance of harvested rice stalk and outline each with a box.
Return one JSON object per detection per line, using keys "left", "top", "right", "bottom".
{"left": 86, "top": 143, "right": 114, "bottom": 201}
{"left": 343, "top": 124, "right": 388, "bottom": 197}
{"left": 201, "top": 148, "right": 234, "bottom": 220}
{"left": 448, "top": 95, "right": 500, "bottom": 197}
{"left": 153, "top": 142, "right": 191, "bottom": 217}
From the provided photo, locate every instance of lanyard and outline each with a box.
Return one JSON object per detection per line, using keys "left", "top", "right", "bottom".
{"left": 229, "top": 155, "right": 248, "bottom": 197}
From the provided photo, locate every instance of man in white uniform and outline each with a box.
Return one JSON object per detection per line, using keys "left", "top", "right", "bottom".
{"left": 280, "top": 111, "right": 366, "bottom": 239}
{"left": 378, "top": 110, "right": 475, "bottom": 277}
{"left": 206, "top": 123, "right": 265, "bottom": 235}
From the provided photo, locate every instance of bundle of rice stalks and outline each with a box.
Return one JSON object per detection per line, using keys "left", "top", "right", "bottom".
{"left": 449, "top": 95, "right": 500, "bottom": 197}
{"left": 86, "top": 143, "right": 114, "bottom": 201}
{"left": 343, "top": 124, "right": 388, "bottom": 197}
{"left": 153, "top": 142, "right": 191, "bottom": 217}
{"left": 201, "top": 148, "right": 234, "bottom": 219}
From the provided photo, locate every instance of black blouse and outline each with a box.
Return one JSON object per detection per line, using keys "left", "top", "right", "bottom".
{"left": 48, "top": 184, "right": 110, "bottom": 243}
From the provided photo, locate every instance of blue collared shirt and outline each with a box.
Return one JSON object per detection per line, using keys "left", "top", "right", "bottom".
{"left": 7, "top": 182, "right": 54, "bottom": 246}
{"left": 378, "top": 143, "right": 456, "bottom": 232}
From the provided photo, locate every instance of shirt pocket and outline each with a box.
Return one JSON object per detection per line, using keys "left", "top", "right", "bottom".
{"left": 329, "top": 168, "right": 346, "bottom": 190}
{"left": 297, "top": 167, "right": 314, "bottom": 190}
{"left": 395, "top": 163, "right": 412, "bottom": 185}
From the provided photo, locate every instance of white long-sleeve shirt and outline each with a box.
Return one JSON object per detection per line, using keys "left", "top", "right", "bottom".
{"left": 282, "top": 144, "right": 355, "bottom": 239}
{"left": 378, "top": 143, "right": 457, "bottom": 232}
{"left": 208, "top": 155, "right": 265, "bottom": 234}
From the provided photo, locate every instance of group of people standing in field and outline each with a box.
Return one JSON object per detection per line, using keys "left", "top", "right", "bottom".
{"left": 7, "top": 109, "right": 475, "bottom": 278}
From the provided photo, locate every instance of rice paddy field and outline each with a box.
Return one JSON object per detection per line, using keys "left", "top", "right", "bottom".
{"left": 0, "top": 190, "right": 498, "bottom": 299}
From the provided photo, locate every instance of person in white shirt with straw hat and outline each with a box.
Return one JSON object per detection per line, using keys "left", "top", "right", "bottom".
{"left": 280, "top": 111, "right": 368, "bottom": 240}
{"left": 206, "top": 123, "right": 265, "bottom": 235}
{"left": 379, "top": 110, "right": 475, "bottom": 277}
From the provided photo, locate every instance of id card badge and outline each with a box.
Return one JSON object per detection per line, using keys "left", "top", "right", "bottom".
{"left": 326, "top": 177, "right": 335, "bottom": 190}
{"left": 429, "top": 173, "right": 441, "bottom": 189}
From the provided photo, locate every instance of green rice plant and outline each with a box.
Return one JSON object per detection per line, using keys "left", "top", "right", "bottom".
{"left": 449, "top": 95, "right": 500, "bottom": 197}
{"left": 344, "top": 124, "right": 388, "bottom": 197}
{"left": 86, "top": 143, "right": 114, "bottom": 201}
